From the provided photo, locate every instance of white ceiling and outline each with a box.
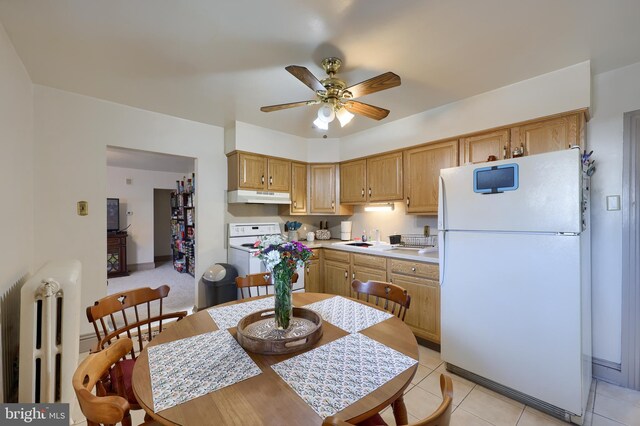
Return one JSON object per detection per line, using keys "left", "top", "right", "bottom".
{"left": 1, "top": 0, "right": 640, "bottom": 139}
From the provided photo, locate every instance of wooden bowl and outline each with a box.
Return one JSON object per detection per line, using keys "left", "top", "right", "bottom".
{"left": 236, "top": 307, "right": 323, "bottom": 355}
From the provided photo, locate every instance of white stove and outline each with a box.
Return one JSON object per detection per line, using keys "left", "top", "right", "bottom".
{"left": 227, "top": 222, "right": 305, "bottom": 294}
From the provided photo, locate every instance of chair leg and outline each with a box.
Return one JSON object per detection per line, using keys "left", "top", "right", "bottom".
{"left": 121, "top": 413, "right": 132, "bottom": 426}
{"left": 392, "top": 395, "right": 409, "bottom": 426}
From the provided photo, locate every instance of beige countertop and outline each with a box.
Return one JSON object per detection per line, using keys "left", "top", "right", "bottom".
{"left": 299, "top": 238, "right": 439, "bottom": 264}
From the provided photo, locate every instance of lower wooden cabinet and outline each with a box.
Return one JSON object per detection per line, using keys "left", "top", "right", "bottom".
{"left": 304, "top": 250, "right": 322, "bottom": 293}
{"left": 389, "top": 273, "right": 440, "bottom": 343}
{"left": 323, "top": 260, "right": 351, "bottom": 297}
{"left": 317, "top": 249, "right": 441, "bottom": 344}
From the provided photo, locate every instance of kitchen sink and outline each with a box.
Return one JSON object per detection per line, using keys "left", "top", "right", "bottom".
{"left": 345, "top": 242, "right": 372, "bottom": 247}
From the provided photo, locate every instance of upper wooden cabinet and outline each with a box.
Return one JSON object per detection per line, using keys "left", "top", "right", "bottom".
{"left": 289, "top": 162, "right": 307, "bottom": 214}
{"left": 367, "top": 152, "right": 403, "bottom": 202}
{"left": 340, "top": 152, "right": 403, "bottom": 204}
{"left": 340, "top": 159, "right": 367, "bottom": 203}
{"left": 227, "top": 152, "right": 290, "bottom": 192}
{"left": 267, "top": 158, "right": 291, "bottom": 192}
{"left": 404, "top": 140, "right": 458, "bottom": 215}
{"left": 228, "top": 152, "right": 267, "bottom": 190}
{"left": 460, "top": 129, "right": 510, "bottom": 165}
{"left": 511, "top": 113, "right": 582, "bottom": 157}
{"left": 310, "top": 164, "right": 337, "bottom": 213}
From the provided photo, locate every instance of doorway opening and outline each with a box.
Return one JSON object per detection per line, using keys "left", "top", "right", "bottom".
{"left": 106, "top": 146, "right": 196, "bottom": 314}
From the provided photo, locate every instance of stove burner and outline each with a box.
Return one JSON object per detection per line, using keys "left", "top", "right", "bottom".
{"left": 241, "top": 243, "right": 256, "bottom": 248}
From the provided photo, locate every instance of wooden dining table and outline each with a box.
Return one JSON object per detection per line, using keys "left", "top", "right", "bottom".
{"left": 132, "top": 292, "right": 419, "bottom": 425}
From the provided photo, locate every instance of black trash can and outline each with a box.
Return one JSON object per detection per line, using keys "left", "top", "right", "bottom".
{"left": 202, "top": 263, "right": 238, "bottom": 308}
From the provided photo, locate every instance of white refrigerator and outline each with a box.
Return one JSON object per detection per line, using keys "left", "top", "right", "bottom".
{"left": 437, "top": 149, "right": 592, "bottom": 424}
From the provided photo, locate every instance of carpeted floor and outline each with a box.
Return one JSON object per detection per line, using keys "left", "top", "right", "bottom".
{"left": 107, "top": 260, "right": 195, "bottom": 314}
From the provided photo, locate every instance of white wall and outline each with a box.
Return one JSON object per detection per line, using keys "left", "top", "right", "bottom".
{"left": 34, "top": 86, "right": 226, "bottom": 335}
{"left": 226, "top": 121, "right": 341, "bottom": 163}
{"left": 340, "top": 61, "right": 591, "bottom": 160}
{"left": 107, "top": 166, "right": 191, "bottom": 265}
{"left": 588, "top": 61, "right": 640, "bottom": 364}
{"left": 0, "top": 22, "right": 34, "bottom": 293}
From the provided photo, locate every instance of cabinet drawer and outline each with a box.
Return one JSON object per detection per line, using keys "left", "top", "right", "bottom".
{"left": 352, "top": 253, "right": 387, "bottom": 270}
{"left": 389, "top": 259, "right": 439, "bottom": 280}
{"left": 309, "top": 249, "right": 320, "bottom": 260}
{"left": 324, "top": 249, "right": 350, "bottom": 263}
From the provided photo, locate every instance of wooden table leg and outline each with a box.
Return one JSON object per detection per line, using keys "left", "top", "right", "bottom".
{"left": 392, "top": 395, "right": 408, "bottom": 425}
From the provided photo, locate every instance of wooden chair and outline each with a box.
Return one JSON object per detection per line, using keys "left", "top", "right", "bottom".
{"left": 322, "top": 374, "right": 454, "bottom": 426}
{"left": 235, "top": 272, "right": 299, "bottom": 299}
{"left": 73, "top": 338, "right": 159, "bottom": 426}
{"left": 351, "top": 280, "right": 411, "bottom": 321}
{"left": 86, "top": 285, "right": 188, "bottom": 410}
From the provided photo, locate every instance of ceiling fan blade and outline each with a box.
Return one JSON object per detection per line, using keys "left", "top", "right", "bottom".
{"left": 260, "top": 100, "right": 319, "bottom": 112}
{"left": 343, "top": 101, "right": 390, "bottom": 120}
{"left": 345, "top": 72, "right": 401, "bottom": 98}
{"left": 285, "top": 65, "right": 325, "bottom": 92}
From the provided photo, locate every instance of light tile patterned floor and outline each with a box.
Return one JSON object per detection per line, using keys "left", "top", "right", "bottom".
{"left": 380, "top": 345, "right": 640, "bottom": 426}
{"left": 72, "top": 344, "right": 640, "bottom": 426}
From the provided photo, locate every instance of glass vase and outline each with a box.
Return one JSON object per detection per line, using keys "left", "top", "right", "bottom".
{"left": 271, "top": 267, "right": 293, "bottom": 330}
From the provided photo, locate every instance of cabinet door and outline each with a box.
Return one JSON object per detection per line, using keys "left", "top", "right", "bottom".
{"left": 460, "top": 129, "right": 510, "bottom": 165}
{"left": 238, "top": 153, "right": 267, "bottom": 190}
{"left": 267, "top": 158, "right": 291, "bottom": 192}
{"left": 290, "top": 162, "right": 307, "bottom": 214}
{"left": 404, "top": 140, "right": 458, "bottom": 214}
{"left": 510, "top": 113, "right": 579, "bottom": 156}
{"left": 340, "top": 159, "right": 367, "bottom": 203}
{"left": 323, "top": 260, "right": 350, "bottom": 297}
{"left": 367, "top": 152, "right": 403, "bottom": 202}
{"left": 305, "top": 259, "right": 322, "bottom": 293}
{"left": 310, "top": 164, "right": 336, "bottom": 213}
{"left": 390, "top": 274, "right": 440, "bottom": 343}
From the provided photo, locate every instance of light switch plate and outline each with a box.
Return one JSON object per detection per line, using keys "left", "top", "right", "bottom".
{"left": 77, "top": 201, "right": 88, "bottom": 216}
{"left": 606, "top": 195, "right": 620, "bottom": 211}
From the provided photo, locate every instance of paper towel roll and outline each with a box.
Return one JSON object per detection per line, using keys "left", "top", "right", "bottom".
{"left": 341, "top": 221, "right": 352, "bottom": 232}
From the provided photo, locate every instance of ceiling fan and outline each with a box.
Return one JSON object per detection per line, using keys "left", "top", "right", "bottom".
{"left": 260, "top": 57, "right": 401, "bottom": 129}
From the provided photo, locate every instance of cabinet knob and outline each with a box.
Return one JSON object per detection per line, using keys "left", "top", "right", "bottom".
{"left": 361, "top": 188, "right": 365, "bottom": 197}
{"left": 368, "top": 187, "right": 372, "bottom": 197}
{"left": 344, "top": 271, "right": 348, "bottom": 278}
{"left": 261, "top": 175, "right": 265, "bottom": 184}
{"left": 293, "top": 200, "right": 297, "bottom": 208}
{"left": 352, "top": 273, "right": 355, "bottom": 279}
{"left": 411, "top": 267, "right": 416, "bottom": 272}
{"left": 306, "top": 267, "right": 309, "bottom": 273}
{"left": 406, "top": 197, "right": 410, "bottom": 207}
{"left": 269, "top": 176, "right": 273, "bottom": 185}
{"left": 331, "top": 201, "right": 335, "bottom": 209}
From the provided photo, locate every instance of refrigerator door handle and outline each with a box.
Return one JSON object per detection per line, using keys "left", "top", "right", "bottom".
{"left": 438, "top": 176, "right": 445, "bottom": 230}
{"left": 439, "top": 231, "right": 445, "bottom": 286}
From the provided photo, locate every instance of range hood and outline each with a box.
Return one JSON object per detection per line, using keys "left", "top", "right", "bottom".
{"left": 227, "top": 190, "right": 291, "bottom": 204}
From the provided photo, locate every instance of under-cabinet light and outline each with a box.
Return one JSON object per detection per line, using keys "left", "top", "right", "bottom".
{"left": 364, "top": 203, "right": 395, "bottom": 212}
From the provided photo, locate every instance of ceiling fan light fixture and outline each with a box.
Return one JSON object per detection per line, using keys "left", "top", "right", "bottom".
{"left": 313, "top": 117, "right": 329, "bottom": 130}
{"left": 336, "top": 107, "right": 354, "bottom": 127}
{"left": 317, "top": 104, "right": 335, "bottom": 123}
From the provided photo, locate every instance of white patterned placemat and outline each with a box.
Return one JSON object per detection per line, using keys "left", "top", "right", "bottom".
{"left": 207, "top": 296, "right": 275, "bottom": 329}
{"left": 303, "top": 296, "right": 393, "bottom": 333}
{"left": 272, "top": 333, "right": 417, "bottom": 418}
{"left": 148, "top": 330, "right": 262, "bottom": 412}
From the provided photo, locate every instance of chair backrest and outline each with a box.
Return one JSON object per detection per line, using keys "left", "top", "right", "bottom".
{"left": 322, "top": 374, "right": 453, "bottom": 426}
{"left": 72, "top": 338, "right": 133, "bottom": 426}
{"left": 86, "top": 285, "right": 187, "bottom": 358}
{"left": 235, "top": 272, "right": 299, "bottom": 299}
{"left": 351, "top": 280, "right": 411, "bottom": 321}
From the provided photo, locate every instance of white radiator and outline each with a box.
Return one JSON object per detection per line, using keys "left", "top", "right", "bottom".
{"left": 18, "top": 260, "right": 81, "bottom": 405}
